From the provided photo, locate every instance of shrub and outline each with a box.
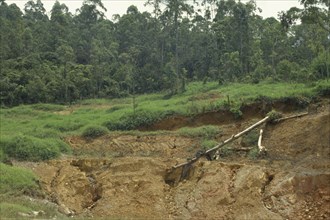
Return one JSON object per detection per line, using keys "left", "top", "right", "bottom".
{"left": 82, "top": 125, "right": 108, "bottom": 139}
{"left": 230, "top": 106, "right": 243, "bottom": 119}
{"left": 267, "top": 110, "right": 282, "bottom": 122}
{"left": 0, "top": 135, "right": 64, "bottom": 161}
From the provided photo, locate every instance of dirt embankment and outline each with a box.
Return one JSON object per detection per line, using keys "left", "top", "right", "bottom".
{"left": 25, "top": 100, "right": 330, "bottom": 219}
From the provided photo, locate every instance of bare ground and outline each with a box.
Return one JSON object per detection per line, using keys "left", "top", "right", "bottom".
{"left": 18, "top": 99, "right": 330, "bottom": 219}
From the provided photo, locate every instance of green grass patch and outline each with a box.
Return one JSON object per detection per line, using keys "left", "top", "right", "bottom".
{"left": 177, "top": 125, "right": 221, "bottom": 139}
{"left": 44, "top": 120, "right": 84, "bottom": 132}
{"left": 200, "top": 139, "right": 218, "bottom": 150}
{"left": 0, "top": 135, "right": 70, "bottom": 161}
{"left": 0, "top": 197, "right": 69, "bottom": 219}
{"left": 104, "top": 110, "right": 175, "bottom": 131}
{"left": 30, "top": 103, "right": 65, "bottom": 112}
{"left": 82, "top": 125, "right": 108, "bottom": 139}
{"left": 0, "top": 80, "right": 328, "bottom": 162}
{"left": 0, "top": 163, "right": 39, "bottom": 196}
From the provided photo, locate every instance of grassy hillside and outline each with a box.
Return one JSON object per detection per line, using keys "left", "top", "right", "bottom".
{"left": 0, "top": 80, "right": 329, "bottom": 162}
{"left": 0, "top": 80, "right": 329, "bottom": 218}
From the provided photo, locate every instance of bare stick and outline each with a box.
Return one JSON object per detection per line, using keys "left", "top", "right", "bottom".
{"left": 173, "top": 116, "right": 270, "bottom": 169}
{"left": 274, "top": 112, "right": 308, "bottom": 123}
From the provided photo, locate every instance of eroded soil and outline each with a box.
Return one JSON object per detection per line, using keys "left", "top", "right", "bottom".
{"left": 19, "top": 100, "right": 330, "bottom": 219}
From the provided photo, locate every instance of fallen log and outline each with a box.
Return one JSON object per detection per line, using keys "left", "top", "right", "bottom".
{"left": 274, "top": 112, "right": 308, "bottom": 123}
{"left": 173, "top": 116, "right": 270, "bottom": 169}
{"left": 172, "top": 111, "right": 309, "bottom": 169}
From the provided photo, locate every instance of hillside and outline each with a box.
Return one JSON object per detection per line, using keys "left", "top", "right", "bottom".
{"left": 0, "top": 81, "right": 329, "bottom": 219}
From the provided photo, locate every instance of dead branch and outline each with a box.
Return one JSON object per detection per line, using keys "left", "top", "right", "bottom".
{"left": 173, "top": 116, "right": 270, "bottom": 169}
{"left": 274, "top": 112, "right": 308, "bottom": 123}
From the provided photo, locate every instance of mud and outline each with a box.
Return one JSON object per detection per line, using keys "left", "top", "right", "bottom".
{"left": 22, "top": 99, "right": 330, "bottom": 219}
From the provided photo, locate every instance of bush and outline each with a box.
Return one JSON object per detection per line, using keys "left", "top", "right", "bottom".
{"left": 230, "top": 106, "right": 243, "bottom": 119}
{"left": 310, "top": 51, "right": 330, "bottom": 80}
{"left": 0, "top": 163, "right": 39, "bottom": 195}
{"left": 267, "top": 110, "right": 283, "bottom": 122}
{"left": 82, "top": 125, "right": 108, "bottom": 139}
{"left": 0, "top": 135, "right": 65, "bottom": 161}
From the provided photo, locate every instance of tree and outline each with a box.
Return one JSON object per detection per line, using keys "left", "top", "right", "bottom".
{"left": 56, "top": 43, "right": 75, "bottom": 103}
{"left": 160, "top": 0, "right": 194, "bottom": 92}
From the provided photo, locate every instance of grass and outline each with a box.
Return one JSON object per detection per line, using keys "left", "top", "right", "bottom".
{"left": 0, "top": 80, "right": 329, "bottom": 219}
{"left": 0, "top": 79, "right": 329, "bottom": 162}
{"left": 0, "top": 163, "right": 39, "bottom": 196}
{"left": 82, "top": 125, "right": 108, "bottom": 139}
{"left": 178, "top": 125, "right": 221, "bottom": 138}
{"left": 0, "top": 197, "right": 69, "bottom": 219}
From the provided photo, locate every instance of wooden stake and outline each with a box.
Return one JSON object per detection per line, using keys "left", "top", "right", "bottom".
{"left": 258, "top": 129, "right": 266, "bottom": 154}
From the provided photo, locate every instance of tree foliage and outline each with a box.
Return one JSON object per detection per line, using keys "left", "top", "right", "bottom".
{"left": 0, "top": 0, "right": 328, "bottom": 106}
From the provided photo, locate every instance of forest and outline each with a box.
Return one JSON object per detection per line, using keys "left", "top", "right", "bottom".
{"left": 0, "top": 0, "right": 329, "bottom": 106}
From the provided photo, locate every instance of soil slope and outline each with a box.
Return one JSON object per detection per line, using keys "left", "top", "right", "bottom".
{"left": 24, "top": 100, "right": 330, "bottom": 219}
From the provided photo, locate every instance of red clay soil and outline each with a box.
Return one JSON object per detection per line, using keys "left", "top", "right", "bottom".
{"left": 20, "top": 99, "right": 330, "bottom": 219}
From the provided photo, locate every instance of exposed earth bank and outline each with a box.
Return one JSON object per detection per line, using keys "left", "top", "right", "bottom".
{"left": 20, "top": 100, "right": 330, "bottom": 219}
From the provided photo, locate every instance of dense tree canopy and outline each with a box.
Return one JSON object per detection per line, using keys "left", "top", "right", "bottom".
{"left": 0, "top": 0, "right": 329, "bottom": 106}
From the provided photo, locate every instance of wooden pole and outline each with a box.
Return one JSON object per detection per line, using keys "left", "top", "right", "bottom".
{"left": 258, "top": 129, "right": 266, "bottom": 154}
{"left": 173, "top": 116, "right": 270, "bottom": 169}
